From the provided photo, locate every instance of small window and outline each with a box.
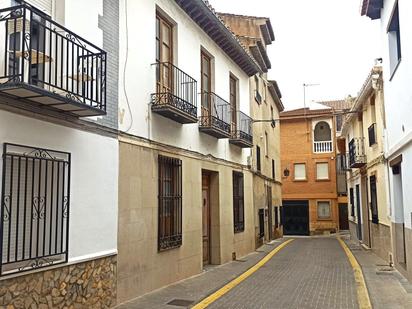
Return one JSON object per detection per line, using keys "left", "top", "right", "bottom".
{"left": 349, "top": 188, "right": 355, "bottom": 217}
{"left": 317, "top": 201, "right": 331, "bottom": 219}
{"left": 272, "top": 159, "right": 275, "bottom": 180}
{"left": 316, "top": 162, "right": 329, "bottom": 180}
{"left": 158, "top": 155, "right": 182, "bottom": 251}
{"left": 370, "top": 175, "right": 379, "bottom": 224}
{"left": 294, "top": 163, "right": 306, "bottom": 180}
{"left": 233, "top": 172, "right": 245, "bottom": 233}
{"left": 387, "top": 1, "right": 401, "bottom": 76}
{"left": 256, "top": 146, "right": 261, "bottom": 172}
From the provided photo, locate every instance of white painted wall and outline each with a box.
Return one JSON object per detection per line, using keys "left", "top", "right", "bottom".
{"left": 118, "top": 0, "right": 251, "bottom": 165}
{"left": 0, "top": 110, "right": 118, "bottom": 261}
{"left": 378, "top": 0, "right": 412, "bottom": 229}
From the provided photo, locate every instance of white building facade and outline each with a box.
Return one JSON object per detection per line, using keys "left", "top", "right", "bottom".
{"left": 117, "top": 0, "right": 261, "bottom": 303}
{"left": 362, "top": 0, "right": 412, "bottom": 280}
{"left": 0, "top": 0, "right": 119, "bottom": 307}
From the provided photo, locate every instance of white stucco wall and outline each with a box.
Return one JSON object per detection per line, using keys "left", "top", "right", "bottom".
{"left": 118, "top": 0, "right": 251, "bottom": 165}
{"left": 0, "top": 110, "right": 118, "bottom": 261}
{"left": 378, "top": 0, "right": 412, "bottom": 229}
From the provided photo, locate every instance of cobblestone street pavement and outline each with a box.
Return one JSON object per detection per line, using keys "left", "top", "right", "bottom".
{"left": 118, "top": 236, "right": 412, "bottom": 309}
{"left": 208, "top": 238, "right": 357, "bottom": 309}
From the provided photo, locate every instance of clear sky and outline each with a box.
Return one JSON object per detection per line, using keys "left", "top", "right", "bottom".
{"left": 208, "top": 0, "right": 382, "bottom": 110}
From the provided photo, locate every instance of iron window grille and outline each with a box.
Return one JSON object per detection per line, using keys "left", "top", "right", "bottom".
{"left": 368, "top": 123, "right": 377, "bottom": 146}
{"left": 370, "top": 175, "right": 379, "bottom": 224}
{"left": 0, "top": 4, "right": 107, "bottom": 116}
{"left": 158, "top": 155, "right": 182, "bottom": 251}
{"left": 258, "top": 209, "right": 264, "bottom": 238}
{"left": 1, "top": 143, "right": 70, "bottom": 276}
{"left": 233, "top": 171, "right": 244, "bottom": 233}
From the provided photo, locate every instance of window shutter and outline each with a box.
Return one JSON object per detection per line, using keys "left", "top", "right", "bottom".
{"left": 294, "top": 163, "right": 306, "bottom": 180}
{"left": 316, "top": 163, "right": 329, "bottom": 180}
{"left": 26, "top": 0, "right": 52, "bottom": 16}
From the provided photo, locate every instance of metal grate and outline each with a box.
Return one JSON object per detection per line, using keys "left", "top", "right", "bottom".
{"left": 1, "top": 143, "right": 70, "bottom": 276}
{"left": 158, "top": 155, "right": 182, "bottom": 251}
{"left": 233, "top": 171, "right": 244, "bottom": 233}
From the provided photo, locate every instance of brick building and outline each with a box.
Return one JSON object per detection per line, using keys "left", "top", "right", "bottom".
{"left": 280, "top": 108, "right": 341, "bottom": 235}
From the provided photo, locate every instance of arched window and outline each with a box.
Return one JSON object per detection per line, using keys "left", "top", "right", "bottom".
{"left": 314, "top": 121, "right": 332, "bottom": 141}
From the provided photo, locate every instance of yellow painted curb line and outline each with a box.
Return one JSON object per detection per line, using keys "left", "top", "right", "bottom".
{"left": 337, "top": 237, "right": 372, "bottom": 309}
{"left": 192, "top": 239, "right": 294, "bottom": 309}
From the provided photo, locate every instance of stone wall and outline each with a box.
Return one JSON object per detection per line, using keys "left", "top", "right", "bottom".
{"left": 0, "top": 255, "right": 116, "bottom": 309}
{"left": 370, "top": 222, "right": 392, "bottom": 263}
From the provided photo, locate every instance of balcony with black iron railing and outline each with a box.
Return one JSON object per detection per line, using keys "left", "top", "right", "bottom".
{"left": 336, "top": 153, "right": 349, "bottom": 195}
{"left": 151, "top": 62, "right": 197, "bottom": 124}
{"left": 199, "top": 92, "right": 231, "bottom": 138}
{"left": 229, "top": 111, "right": 253, "bottom": 148}
{"left": 0, "top": 4, "right": 107, "bottom": 117}
{"left": 349, "top": 138, "right": 367, "bottom": 168}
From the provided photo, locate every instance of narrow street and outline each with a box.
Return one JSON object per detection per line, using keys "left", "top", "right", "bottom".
{"left": 207, "top": 238, "right": 357, "bottom": 309}
{"left": 118, "top": 235, "right": 412, "bottom": 309}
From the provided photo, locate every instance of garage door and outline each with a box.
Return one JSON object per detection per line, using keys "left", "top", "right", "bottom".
{"left": 282, "top": 200, "right": 309, "bottom": 236}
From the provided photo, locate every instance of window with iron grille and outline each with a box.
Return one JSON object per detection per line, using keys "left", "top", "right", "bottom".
{"left": 370, "top": 176, "right": 379, "bottom": 224}
{"left": 233, "top": 171, "right": 244, "bottom": 233}
{"left": 1, "top": 143, "right": 70, "bottom": 276}
{"left": 256, "top": 146, "right": 261, "bottom": 172}
{"left": 258, "top": 209, "right": 264, "bottom": 238}
{"left": 158, "top": 155, "right": 182, "bottom": 251}
{"left": 349, "top": 188, "right": 355, "bottom": 217}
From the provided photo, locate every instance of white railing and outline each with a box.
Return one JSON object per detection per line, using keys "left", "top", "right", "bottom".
{"left": 313, "top": 141, "right": 333, "bottom": 153}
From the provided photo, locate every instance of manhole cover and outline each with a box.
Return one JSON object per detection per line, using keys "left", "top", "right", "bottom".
{"left": 167, "top": 299, "right": 195, "bottom": 307}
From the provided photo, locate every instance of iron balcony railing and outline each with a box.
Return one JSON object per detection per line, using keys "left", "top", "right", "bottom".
{"left": 230, "top": 111, "right": 253, "bottom": 146}
{"left": 336, "top": 153, "right": 349, "bottom": 195}
{"left": 336, "top": 153, "right": 350, "bottom": 173}
{"left": 313, "top": 141, "right": 333, "bottom": 153}
{"left": 199, "top": 92, "right": 231, "bottom": 136}
{"left": 368, "top": 123, "right": 377, "bottom": 146}
{"left": 0, "top": 4, "right": 106, "bottom": 115}
{"left": 349, "top": 138, "right": 366, "bottom": 168}
{"left": 151, "top": 62, "right": 197, "bottom": 122}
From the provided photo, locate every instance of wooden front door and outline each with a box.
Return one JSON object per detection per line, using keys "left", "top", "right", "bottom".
{"left": 202, "top": 174, "right": 210, "bottom": 265}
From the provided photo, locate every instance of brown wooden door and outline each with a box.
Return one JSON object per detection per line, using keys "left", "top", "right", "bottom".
{"left": 202, "top": 174, "right": 210, "bottom": 265}
{"left": 156, "top": 13, "right": 173, "bottom": 94}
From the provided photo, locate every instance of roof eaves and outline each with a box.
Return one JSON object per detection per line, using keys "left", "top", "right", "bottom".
{"left": 175, "top": 0, "right": 261, "bottom": 76}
